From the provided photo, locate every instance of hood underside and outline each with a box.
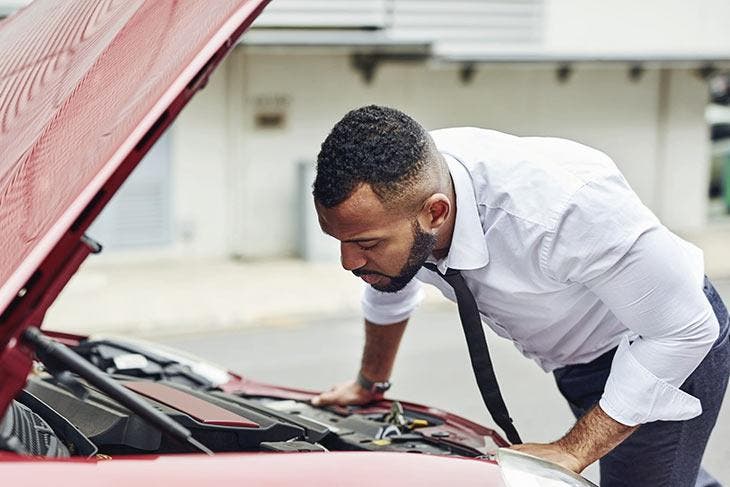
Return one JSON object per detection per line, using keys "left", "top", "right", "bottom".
{"left": 0, "top": 0, "right": 269, "bottom": 413}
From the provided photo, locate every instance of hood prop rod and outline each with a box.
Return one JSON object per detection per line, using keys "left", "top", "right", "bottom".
{"left": 21, "top": 327, "right": 213, "bottom": 455}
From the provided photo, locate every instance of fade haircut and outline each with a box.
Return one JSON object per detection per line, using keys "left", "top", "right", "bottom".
{"left": 313, "top": 105, "right": 435, "bottom": 210}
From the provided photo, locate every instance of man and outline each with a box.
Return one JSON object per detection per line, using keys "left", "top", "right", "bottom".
{"left": 310, "top": 105, "right": 729, "bottom": 485}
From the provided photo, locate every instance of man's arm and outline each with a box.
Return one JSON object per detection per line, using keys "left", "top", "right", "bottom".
{"left": 311, "top": 318, "right": 407, "bottom": 406}
{"left": 360, "top": 318, "right": 408, "bottom": 381}
{"left": 519, "top": 227, "right": 717, "bottom": 472}
{"left": 512, "top": 405, "right": 638, "bottom": 473}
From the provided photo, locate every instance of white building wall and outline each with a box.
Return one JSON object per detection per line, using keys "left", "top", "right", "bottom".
{"left": 544, "top": 0, "right": 730, "bottom": 58}
{"left": 168, "top": 61, "right": 231, "bottom": 257}
{"left": 0, "top": 1, "right": 718, "bottom": 260}
{"left": 655, "top": 70, "right": 712, "bottom": 229}
{"left": 207, "top": 50, "right": 708, "bottom": 259}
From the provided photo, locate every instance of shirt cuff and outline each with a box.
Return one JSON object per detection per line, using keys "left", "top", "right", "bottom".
{"left": 361, "top": 280, "right": 424, "bottom": 325}
{"left": 599, "top": 336, "right": 703, "bottom": 426}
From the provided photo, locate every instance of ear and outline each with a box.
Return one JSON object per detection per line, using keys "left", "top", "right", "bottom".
{"left": 419, "top": 193, "right": 450, "bottom": 231}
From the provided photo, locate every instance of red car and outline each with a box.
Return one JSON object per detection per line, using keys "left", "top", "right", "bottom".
{"left": 0, "top": 2, "right": 593, "bottom": 485}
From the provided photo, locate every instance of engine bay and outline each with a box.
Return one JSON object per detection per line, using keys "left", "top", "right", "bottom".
{"left": 1, "top": 336, "right": 502, "bottom": 459}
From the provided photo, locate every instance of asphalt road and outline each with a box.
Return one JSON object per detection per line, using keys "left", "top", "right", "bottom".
{"left": 160, "top": 279, "right": 730, "bottom": 484}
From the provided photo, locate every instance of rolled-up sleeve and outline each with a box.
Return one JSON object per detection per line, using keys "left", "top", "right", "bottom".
{"left": 361, "top": 278, "right": 424, "bottom": 325}
{"left": 543, "top": 178, "right": 719, "bottom": 426}
{"left": 589, "top": 228, "right": 719, "bottom": 425}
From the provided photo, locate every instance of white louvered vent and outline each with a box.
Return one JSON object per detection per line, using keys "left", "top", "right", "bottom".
{"left": 252, "top": 0, "right": 389, "bottom": 29}
{"left": 249, "top": 1, "right": 545, "bottom": 57}
{"left": 88, "top": 135, "right": 172, "bottom": 250}
{"left": 390, "top": 0, "right": 544, "bottom": 55}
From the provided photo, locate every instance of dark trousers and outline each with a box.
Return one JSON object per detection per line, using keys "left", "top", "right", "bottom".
{"left": 554, "top": 278, "right": 730, "bottom": 487}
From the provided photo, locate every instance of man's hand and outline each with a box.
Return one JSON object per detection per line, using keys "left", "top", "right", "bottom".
{"left": 509, "top": 405, "right": 638, "bottom": 473}
{"left": 311, "top": 380, "right": 380, "bottom": 407}
{"left": 510, "top": 442, "right": 585, "bottom": 473}
{"left": 312, "top": 319, "right": 407, "bottom": 407}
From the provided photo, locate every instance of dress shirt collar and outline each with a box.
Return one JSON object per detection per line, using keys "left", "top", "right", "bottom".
{"left": 427, "top": 152, "right": 489, "bottom": 273}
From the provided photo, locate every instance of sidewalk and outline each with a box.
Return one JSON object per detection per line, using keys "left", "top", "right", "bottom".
{"left": 43, "top": 257, "right": 453, "bottom": 337}
{"left": 43, "top": 226, "right": 730, "bottom": 337}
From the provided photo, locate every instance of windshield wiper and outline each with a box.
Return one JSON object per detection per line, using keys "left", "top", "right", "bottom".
{"left": 22, "top": 327, "right": 213, "bottom": 455}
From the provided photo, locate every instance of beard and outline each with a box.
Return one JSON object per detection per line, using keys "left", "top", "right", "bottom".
{"left": 354, "top": 220, "right": 437, "bottom": 293}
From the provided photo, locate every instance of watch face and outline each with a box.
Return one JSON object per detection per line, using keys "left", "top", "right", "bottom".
{"left": 374, "top": 382, "right": 391, "bottom": 393}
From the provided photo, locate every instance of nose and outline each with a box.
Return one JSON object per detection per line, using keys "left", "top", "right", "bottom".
{"left": 340, "top": 242, "right": 367, "bottom": 271}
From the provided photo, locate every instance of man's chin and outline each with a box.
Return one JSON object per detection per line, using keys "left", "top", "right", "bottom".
{"left": 370, "top": 275, "right": 413, "bottom": 293}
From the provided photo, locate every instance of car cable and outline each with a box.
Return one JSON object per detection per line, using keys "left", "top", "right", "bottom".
{"left": 21, "top": 327, "right": 213, "bottom": 455}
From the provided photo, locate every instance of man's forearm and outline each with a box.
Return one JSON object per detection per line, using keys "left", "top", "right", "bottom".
{"left": 556, "top": 404, "right": 638, "bottom": 470}
{"left": 360, "top": 319, "right": 408, "bottom": 381}
{"left": 512, "top": 404, "right": 639, "bottom": 473}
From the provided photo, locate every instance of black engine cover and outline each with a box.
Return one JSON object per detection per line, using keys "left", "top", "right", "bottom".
{"left": 24, "top": 376, "right": 305, "bottom": 454}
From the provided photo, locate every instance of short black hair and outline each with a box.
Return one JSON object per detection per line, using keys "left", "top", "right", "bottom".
{"left": 313, "top": 105, "right": 431, "bottom": 208}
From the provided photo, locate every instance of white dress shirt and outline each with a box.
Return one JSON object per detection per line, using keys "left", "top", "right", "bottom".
{"left": 362, "top": 127, "right": 720, "bottom": 426}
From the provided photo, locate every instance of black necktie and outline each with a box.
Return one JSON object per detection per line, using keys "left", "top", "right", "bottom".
{"left": 422, "top": 263, "right": 522, "bottom": 445}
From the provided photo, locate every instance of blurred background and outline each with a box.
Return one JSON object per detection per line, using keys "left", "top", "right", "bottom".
{"left": 4, "top": 0, "right": 730, "bottom": 482}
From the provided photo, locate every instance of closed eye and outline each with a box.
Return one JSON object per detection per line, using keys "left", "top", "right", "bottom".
{"left": 358, "top": 241, "right": 380, "bottom": 250}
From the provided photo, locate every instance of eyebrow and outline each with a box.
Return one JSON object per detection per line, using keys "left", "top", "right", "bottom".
{"left": 318, "top": 226, "right": 379, "bottom": 243}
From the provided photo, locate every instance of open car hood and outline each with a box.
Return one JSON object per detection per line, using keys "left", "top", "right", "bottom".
{"left": 0, "top": 0, "right": 269, "bottom": 413}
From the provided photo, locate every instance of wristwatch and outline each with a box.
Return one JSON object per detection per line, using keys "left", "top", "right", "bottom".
{"left": 356, "top": 371, "right": 391, "bottom": 394}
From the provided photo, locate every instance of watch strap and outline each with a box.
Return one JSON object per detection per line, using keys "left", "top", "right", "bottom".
{"left": 356, "top": 371, "right": 391, "bottom": 393}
